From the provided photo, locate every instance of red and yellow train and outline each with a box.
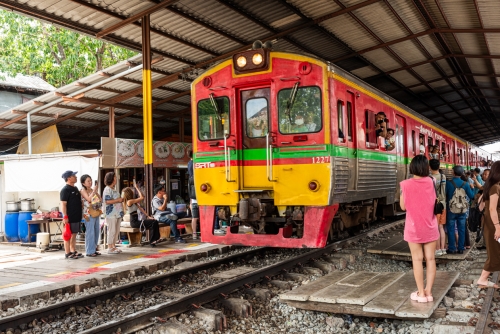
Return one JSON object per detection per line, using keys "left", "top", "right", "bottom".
{"left": 191, "top": 49, "right": 493, "bottom": 248}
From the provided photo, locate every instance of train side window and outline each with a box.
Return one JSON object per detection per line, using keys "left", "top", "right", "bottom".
{"left": 411, "top": 130, "right": 415, "bottom": 156}
{"left": 427, "top": 136, "right": 433, "bottom": 149}
{"left": 245, "top": 97, "right": 268, "bottom": 138}
{"left": 197, "top": 96, "right": 230, "bottom": 140}
{"left": 337, "top": 100, "right": 344, "bottom": 142}
{"left": 365, "top": 110, "right": 377, "bottom": 148}
{"left": 419, "top": 134, "right": 425, "bottom": 155}
{"left": 442, "top": 142, "right": 447, "bottom": 161}
{"left": 347, "top": 101, "right": 353, "bottom": 142}
{"left": 278, "top": 86, "right": 322, "bottom": 134}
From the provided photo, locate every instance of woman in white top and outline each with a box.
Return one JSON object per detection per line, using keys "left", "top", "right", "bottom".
{"left": 80, "top": 174, "right": 102, "bottom": 257}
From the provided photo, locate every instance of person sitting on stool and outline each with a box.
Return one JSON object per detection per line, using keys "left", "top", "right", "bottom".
{"left": 151, "top": 184, "right": 186, "bottom": 243}
{"left": 122, "top": 185, "right": 161, "bottom": 247}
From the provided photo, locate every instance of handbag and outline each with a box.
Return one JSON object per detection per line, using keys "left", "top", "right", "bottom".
{"left": 430, "top": 176, "right": 445, "bottom": 215}
{"left": 63, "top": 223, "right": 72, "bottom": 241}
{"left": 88, "top": 207, "right": 102, "bottom": 218}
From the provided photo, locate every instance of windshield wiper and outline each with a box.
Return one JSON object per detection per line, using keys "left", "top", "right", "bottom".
{"left": 209, "top": 93, "right": 222, "bottom": 120}
{"left": 284, "top": 82, "right": 299, "bottom": 124}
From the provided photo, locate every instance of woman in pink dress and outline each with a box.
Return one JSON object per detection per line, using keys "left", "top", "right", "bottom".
{"left": 400, "top": 155, "right": 439, "bottom": 303}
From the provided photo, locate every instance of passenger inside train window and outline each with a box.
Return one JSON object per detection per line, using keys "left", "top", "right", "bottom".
{"left": 375, "top": 112, "right": 387, "bottom": 138}
{"left": 197, "top": 96, "right": 230, "bottom": 140}
{"left": 385, "top": 128, "right": 395, "bottom": 151}
{"left": 245, "top": 99, "right": 268, "bottom": 138}
{"left": 419, "top": 136, "right": 425, "bottom": 155}
{"left": 291, "top": 113, "right": 308, "bottom": 133}
{"left": 305, "top": 114, "right": 317, "bottom": 132}
{"left": 277, "top": 86, "right": 321, "bottom": 134}
{"left": 430, "top": 145, "right": 440, "bottom": 160}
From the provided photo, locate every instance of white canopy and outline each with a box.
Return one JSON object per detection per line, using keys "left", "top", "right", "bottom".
{"left": 4, "top": 156, "right": 99, "bottom": 192}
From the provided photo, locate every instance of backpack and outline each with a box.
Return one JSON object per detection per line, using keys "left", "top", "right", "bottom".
{"left": 449, "top": 179, "right": 469, "bottom": 214}
{"left": 468, "top": 196, "right": 483, "bottom": 232}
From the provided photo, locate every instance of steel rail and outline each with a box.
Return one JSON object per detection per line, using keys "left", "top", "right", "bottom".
{"left": 0, "top": 247, "right": 265, "bottom": 331}
{"left": 81, "top": 220, "right": 404, "bottom": 334}
{"left": 0, "top": 219, "right": 403, "bottom": 332}
{"left": 474, "top": 271, "right": 499, "bottom": 334}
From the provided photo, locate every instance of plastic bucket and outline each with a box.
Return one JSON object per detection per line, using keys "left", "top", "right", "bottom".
{"left": 5, "top": 212, "right": 19, "bottom": 242}
{"left": 18, "top": 211, "right": 38, "bottom": 242}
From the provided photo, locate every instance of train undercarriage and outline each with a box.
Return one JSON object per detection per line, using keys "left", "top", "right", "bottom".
{"left": 200, "top": 195, "right": 401, "bottom": 248}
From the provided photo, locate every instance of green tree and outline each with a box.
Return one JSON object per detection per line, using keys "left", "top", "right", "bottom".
{"left": 0, "top": 9, "right": 137, "bottom": 87}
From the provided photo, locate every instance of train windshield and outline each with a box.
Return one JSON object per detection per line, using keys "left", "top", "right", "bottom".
{"left": 197, "top": 96, "right": 230, "bottom": 140}
{"left": 277, "top": 86, "right": 321, "bottom": 134}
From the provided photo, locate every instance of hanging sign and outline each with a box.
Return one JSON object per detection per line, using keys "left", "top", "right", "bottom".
{"left": 115, "top": 138, "right": 191, "bottom": 168}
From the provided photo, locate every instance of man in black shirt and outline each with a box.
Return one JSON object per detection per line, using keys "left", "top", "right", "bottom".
{"left": 60, "top": 170, "right": 82, "bottom": 259}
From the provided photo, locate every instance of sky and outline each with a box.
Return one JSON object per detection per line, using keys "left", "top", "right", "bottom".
{"left": 480, "top": 143, "right": 500, "bottom": 153}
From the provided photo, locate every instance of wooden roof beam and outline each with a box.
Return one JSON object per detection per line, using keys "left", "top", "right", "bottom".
{"left": 96, "top": 0, "right": 179, "bottom": 38}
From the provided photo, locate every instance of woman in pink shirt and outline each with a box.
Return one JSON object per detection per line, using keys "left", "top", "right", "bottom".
{"left": 400, "top": 155, "right": 439, "bottom": 303}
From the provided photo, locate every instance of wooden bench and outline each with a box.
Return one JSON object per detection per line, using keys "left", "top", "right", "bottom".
{"left": 120, "top": 218, "right": 194, "bottom": 247}
{"left": 120, "top": 227, "right": 142, "bottom": 247}
{"left": 158, "top": 218, "right": 193, "bottom": 238}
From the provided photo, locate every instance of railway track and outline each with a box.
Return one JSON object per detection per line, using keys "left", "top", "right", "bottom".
{"left": 3, "top": 218, "right": 495, "bottom": 334}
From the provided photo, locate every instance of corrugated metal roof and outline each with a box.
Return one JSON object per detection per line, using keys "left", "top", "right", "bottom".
{"left": 0, "top": 73, "right": 55, "bottom": 92}
{"left": 0, "top": 0, "right": 500, "bottom": 147}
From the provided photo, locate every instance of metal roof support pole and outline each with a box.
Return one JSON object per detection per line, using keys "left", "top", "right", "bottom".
{"left": 27, "top": 113, "right": 32, "bottom": 155}
{"left": 142, "top": 14, "right": 154, "bottom": 215}
{"left": 179, "top": 116, "right": 184, "bottom": 142}
{"left": 109, "top": 107, "right": 115, "bottom": 138}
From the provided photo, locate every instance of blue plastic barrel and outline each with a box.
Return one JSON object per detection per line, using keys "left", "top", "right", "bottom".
{"left": 18, "top": 211, "right": 37, "bottom": 242}
{"left": 5, "top": 212, "right": 19, "bottom": 242}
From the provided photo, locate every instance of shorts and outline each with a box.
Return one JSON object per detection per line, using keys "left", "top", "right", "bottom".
{"left": 191, "top": 203, "right": 199, "bottom": 219}
{"left": 437, "top": 210, "right": 446, "bottom": 225}
{"left": 69, "top": 221, "right": 81, "bottom": 233}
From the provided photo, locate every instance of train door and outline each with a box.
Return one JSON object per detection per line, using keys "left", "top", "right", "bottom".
{"left": 239, "top": 87, "right": 272, "bottom": 189}
{"left": 346, "top": 92, "right": 357, "bottom": 191}
{"left": 395, "top": 115, "right": 406, "bottom": 198}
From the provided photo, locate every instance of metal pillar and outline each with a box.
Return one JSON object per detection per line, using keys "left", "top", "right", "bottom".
{"left": 109, "top": 107, "right": 115, "bottom": 138}
{"left": 27, "top": 113, "right": 32, "bottom": 154}
{"left": 142, "top": 15, "right": 154, "bottom": 214}
{"left": 179, "top": 116, "right": 184, "bottom": 142}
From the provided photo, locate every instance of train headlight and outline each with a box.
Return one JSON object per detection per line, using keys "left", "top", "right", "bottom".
{"left": 308, "top": 181, "right": 320, "bottom": 192}
{"left": 252, "top": 53, "right": 263, "bottom": 65}
{"left": 233, "top": 49, "right": 269, "bottom": 74}
{"left": 236, "top": 56, "right": 247, "bottom": 68}
{"left": 200, "top": 183, "right": 211, "bottom": 193}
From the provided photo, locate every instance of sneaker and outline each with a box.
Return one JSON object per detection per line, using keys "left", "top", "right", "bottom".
{"left": 435, "top": 250, "right": 442, "bottom": 257}
{"left": 175, "top": 238, "right": 186, "bottom": 243}
{"left": 192, "top": 234, "right": 199, "bottom": 240}
{"left": 167, "top": 214, "right": 178, "bottom": 221}
{"left": 107, "top": 248, "right": 120, "bottom": 254}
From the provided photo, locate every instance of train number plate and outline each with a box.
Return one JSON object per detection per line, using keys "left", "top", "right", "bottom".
{"left": 312, "top": 156, "right": 331, "bottom": 164}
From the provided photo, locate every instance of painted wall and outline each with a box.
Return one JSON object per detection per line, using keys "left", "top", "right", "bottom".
{"left": 0, "top": 91, "right": 37, "bottom": 112}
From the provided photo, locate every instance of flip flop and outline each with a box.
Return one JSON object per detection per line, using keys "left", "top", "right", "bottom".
{"left": 86, "top": 253, "right": 97, "bottom": 257}
{"left": 95, "top": 251, "right": 101, "bottom": 256}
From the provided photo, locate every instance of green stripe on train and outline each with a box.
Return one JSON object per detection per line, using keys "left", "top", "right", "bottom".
{"left": 194, "top": 145, "right": 455, "bottom": 166}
